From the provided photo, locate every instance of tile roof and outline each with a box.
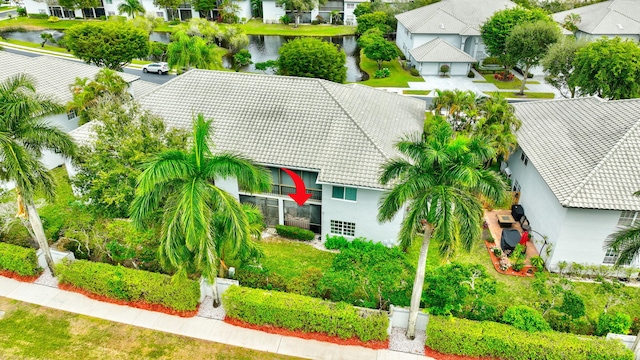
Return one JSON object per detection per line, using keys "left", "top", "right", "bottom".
{"left": 410, "top": 38, "right": 478, "bottom": 63}
{"left": 127, "top": 70, "right": 425, "bottom": 189}
{"left": 0, "top": 51, "right": 139, "bottom": 103}
{"left": 396, "top": 0, "right": 516, "bottom": 36}
{"left": 130, "top": 80, "right": 160, "bottom": 98}
{"left": 512, "top": 97, "right": 640, "bottom": 211}
{"left": 553, "top": 0, "right": 640, "bottom": 35}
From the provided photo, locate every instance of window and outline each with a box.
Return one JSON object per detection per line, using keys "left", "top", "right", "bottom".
{"left": 39, "top": 9, "right": 46, "bottom": 14}
{"left": 107, "top": 11, "right": 115, "bottom": 16}
{"left": 156, "top": 11, "right": 164, "bottom": 17}
{"left": 105, "top": 0, "right": 112, "bottom": 4}
{"left": 331, "top": 220, "right": 355, "bottom": 236}
{"left": 332, "top": 186, "right": 357, "bottom": 201}
{"left": 346, "top": 3, "right": 354, "bottom": 9}
{"left": 275, "top": 2, "right": 282, "bottom": 7}
{"left": 603, "top": 248, "right": 619, "bottom": 264}
{"left": 67, "top": 110, "right": 77, "bottom": 120}
{"left": 520, "top": 152, "right": 528, "bottom": 166}
{"left": 617, "top": 211, "right": 639, "bottom": 228}
{"left": 512, "top": 179, "right": 521, "bottom": 192}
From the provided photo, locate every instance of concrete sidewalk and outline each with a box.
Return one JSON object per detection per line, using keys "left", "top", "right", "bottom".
{"left": 0, "top": 276, "right": 433, "bottom": 360}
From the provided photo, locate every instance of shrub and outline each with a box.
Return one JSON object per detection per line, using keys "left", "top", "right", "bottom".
{"left": 544, "top": 309, "right": 571, "bottom": 332}
{"left": 410, "top": 68, "right": 420, "bottom": 76}
{"left": 286, "top": 267, "right": 323, "bottom": 298}
{"left": 512, "top": 258, "right": 525, "bottom": 272}
{"left": 56, "top": 260, "right": 199, "bottom": 312}
{"left": 530, "top": 255, "right": 545, "bottom": 272}
{"left": 630, "top": 317, "right": 640, "bottom": 334}
{"left": 0, "top": 242, "right": 41, "bottom": 277}
{"left": 482, "top": 56, "right": 500, "bottom": 65}
{"left": 373, "top": 67, "right": 391, "bottom": 78}
{"left": 279, "top": 15, "right": 291, "bottom": 25}
{"left": 28, "top": 13, "right": 49, "bottom": 19}
{"left": 493, "top": 247, "right": 502, "bottom": 257}
{"left": 223, "top": 285, "right": 388, "bottom": 342}
{"left": 235, "top": 265, "right": 287, "bottom": 291}
{"left": 48, "top": 16, "right": 60, "bottom": 22}
{"left": 325, "top": 235, "right": 349, "bottom": 250}
{"left": 168, "top": 19, "right": 180, "bottom": 25}
{"left": 571, "top": 316, "right": 595, "bottom": 335}
{"left": 425, "top": 263, "right": 496, "bottom": 316}
{"left": 467, "top": 70, "right": 475, "bottom": 78}
{"left": 596, "top": 312, "right": 632, "bottom": 336}
{"left": 311, "top": 20, "right": 320, "bottom": 25}
{"left": 275, "top": 225, "right": 315, "bottom": 241}
{"left": 558, "top": 290, "right": 586, "bottom": 319}
{"left": 99, "top": 15, "right": 106, "bottom": 20}
{"left": 17, "top": 7, "right": 27, "bottom": 16}
{"left": 426, "top": 316, "right": 634, "bottom": 360}
{"left": 502, "top": 305, "right": 551, "bottom": 332}
{"left": 440, "top": 64, "right": 450, "bottom": 75}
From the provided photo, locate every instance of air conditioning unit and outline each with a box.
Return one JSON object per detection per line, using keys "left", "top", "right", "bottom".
{"left": 503, "top": 167, "right": 512, "bottom": 178}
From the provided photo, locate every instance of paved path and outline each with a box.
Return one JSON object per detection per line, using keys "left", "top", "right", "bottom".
{"left": 0, "top": 276, "right": 433, "bottom": 360}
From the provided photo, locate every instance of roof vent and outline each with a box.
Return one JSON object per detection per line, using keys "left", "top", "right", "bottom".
{"left": 439, "top": 23, "right": 445, "bottom": 29}
{"left": 617, "top": 23, "right": 623, "bottom": 29}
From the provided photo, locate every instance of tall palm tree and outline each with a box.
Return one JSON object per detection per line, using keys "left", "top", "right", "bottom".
{"left": 130, "top": 114, "right": 271, "bottom": 306}
{"left": 117, "top": 0, "right": 145, "bottom": 18}
{"left": 378, "top": 116, "right": 507, "bottom": 339}
{"left": 68, "top": 69, "right": 130, "bottom": 125}
{"left": 606, "top": 191, "right": 640, "bottom": 267}
{"left": 167, "top": 32, "right": 222, "bottom": 72}
{"left": 0, "top": 74, "right": 77, "bottom": 274}
{"left": 214, "top": 203, "right": 264, "bottom": 277}
{"left": 430, "top": 89, "right": 478, "bottom": 132}
{"left": 476, "top": 93, "right": 521, "bottom": 162}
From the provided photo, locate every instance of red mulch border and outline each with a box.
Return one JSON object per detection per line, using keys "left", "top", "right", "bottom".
{"left": 0, "top": 269, "right": 41, "bottom": 283}
{"left": 425, "top": 346, "right": 496, "bottom": 360}
{"left": 224, "top": 316, "right": 389, "bottom": 350}
{"left": 484, "top": 241, "right": 535, "bottom": 277}
{"left": 58, "top": 283, "right": 198, "bottom": 317}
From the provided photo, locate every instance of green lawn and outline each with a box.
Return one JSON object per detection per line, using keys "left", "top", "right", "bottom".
{"left": 358, "top": 51, "right": 424, "bottom": 87}
{"left": 473, "top": 74, "right": 540, "bottom": 90}
{"left": 0, "top": 37, "right": 69, "bottom": 53}
{"left": 0, "top": 297, "right": 298, "bottom": 360}
{"left": 0, "top": 6, "right": 17, "bottom": 11}
{"left": 0, "top": 17, "right": 87, "bottom": 30}
{"left": 483, "top": 91, "right": 555, "bottom": 99}
{"left": 403, "top": 90, "right": 431, "bottom": 95}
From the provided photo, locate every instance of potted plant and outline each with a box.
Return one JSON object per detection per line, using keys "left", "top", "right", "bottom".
{"left": 440, "top": 64, "right": 450, "bottom": 77}
{"left": 493, "top": 247, "right": 503, "bottom": 257}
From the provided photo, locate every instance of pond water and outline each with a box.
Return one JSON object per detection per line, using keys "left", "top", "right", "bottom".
{"left": 2, "top": 30, "right": 365, "bottom": 82}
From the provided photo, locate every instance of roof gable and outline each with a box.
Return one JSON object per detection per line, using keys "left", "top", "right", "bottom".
{"left": 410, "top": 38, "right": 478, "bottom": 62}
{"left": 553, "top": 0, "right": 640, "bottom": 35}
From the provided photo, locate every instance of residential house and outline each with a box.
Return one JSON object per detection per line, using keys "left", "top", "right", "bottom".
{"left": 262, "top": 0, "right": 366, "bottom": 25}
{"left": 395, "top": 0, "right": 516, "bottom": 76}
{"left": 0, "top": 51, "right": 157, "bottom": 171}
{"left": 506, "top": 97, "right": 640, "bottom": 269}
{"left": 23, "top": 0, "right": 251, "bottom": 22}
{"left": 68, "top": 70, "right": 426, "bottom": 243}
{"left": 553, "top": 0, "right": 640, "bottom": 41}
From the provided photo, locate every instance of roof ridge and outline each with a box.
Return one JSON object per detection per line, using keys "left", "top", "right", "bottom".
{"left": 561, "top": 107, "right": 640, "bottom": 206}
{"left": 317, "top": 81, "right": 392, "bottom": 162}
{"left": 609, "top": 0, "right": 640, "bottom": 25}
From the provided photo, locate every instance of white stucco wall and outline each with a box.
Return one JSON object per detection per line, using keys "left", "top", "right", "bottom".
{"left": 412, "top": 34, "right": 461, "bottom": 50}
{"left": 236, "top": 0, "right": 252, "bottom": 21}
{"left": 214, "top": 175, "right": 240, "bottom": 200}
{"left": 320, "top": 184, "right": 403, "bottom": 245}
{"left": 23, "top": 0, "right": 47, "bottom": 16}
{"left": 41, "top": 114, "right": 80, "bottom": 170}
{"left": 507, "top": 147, "right": 568, "bottom": 266}
{"left": 262, "top": 0, "right": 285, "bottom": 23}
{"left": 396, "top": 22, "right": 413, "bottom": 59}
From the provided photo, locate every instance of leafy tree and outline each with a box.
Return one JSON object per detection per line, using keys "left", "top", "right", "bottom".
{"left": 596, "top": 312, "right": 632, "bottom": 336}
{"left": 277, "top": 37, "right": 346, "bottom": 83}
{"left": 378, "top": 116, "right": 507, "bottom": 339}
{"left": 423, "top": 262, "right": 496, "bottom": 316}
{"left": 276, "top": 0, "right": 327, "bottom": 27}
{"left": 130, "top": 114, "right": 271, "bottom": 306}
{"left": 541, "top": 36, "right": 588, "bottom": 98}
{"left": 558, "top": 290, "right": 586, "bottom": 319}
{"left": 65, "top": 21, "right": 149, "bottom": 71}
{"left": 67, "top": 68, "right": 130, "bottom": 125}
{"left": 40, "top": 33, "right": 55, "bottom": 48}
{"left": 362, "top": 34, "right": 397, "bottom": 70}
{"left": 58, "top": 0, "right": 100, "bottom": 10}
{"left": 480, "top": 7, "right": 551, "bottom": 69}
{"left": 356, "top": 11, "right": 391, "bottom": 35}
{"left": 193, "top": 0, "right": 218, "bottom": 14}
{"left": 167, "top": 31, "right": 223, "bottom": 72}
{"left": 571, "top": 37, "right": 640, "bottom": 100}
{"left": 130, "top": 13, "right": 165, "bottom": 34}
{"left": 502, "top": 305, "right": 551, "bottom": 332}
{"left": 562, "top": 13, "right": 581, "bottom": 35}
{"left": 505, "top": 20, "right": 561, "bottom": 95}
{"left": 606, "top": 192, "right": 640, "bottom": 266}
{"left": 250, "top": 0, "right": 263, "bottom": 18}
{"left": 233, "top": 49, "right": 252, "bottom": 71}
{"left": 153, "top": 0, "right": 181, "bottom": 12}
{"left": 220, "top": 0, "right": 240, "bottom": 23}
{"left": 219, "top": 25, "right": 249, "bottom": 55}
{"left": 72, "top": 97, "right": 187, "bottom": 218}
{"left": 475, "top": 93, "right": 521, "bottom": 161}
{"left": 117, "top": 0, "right": 145, "bottom": 18}
{"left": 149, "top": 41, "right": 168, "bottom": 62}
{"left": 0, "top": 74, "right": 77, "bottom": 274}
{"left": 255, "top": 59, "right": 278, "bottom": 73}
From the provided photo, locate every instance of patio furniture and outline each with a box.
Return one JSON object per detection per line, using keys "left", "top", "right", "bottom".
{"left": 511, "top": 204, "right": 525, "bottom": 221}
{"left": 501, "top": 228, "right": 521, "bottom": 255}
{"left": 497, "top": 214, "right": 516, "bottom": 228}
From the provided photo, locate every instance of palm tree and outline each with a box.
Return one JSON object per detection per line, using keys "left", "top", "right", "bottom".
{"left": 476, "top": 93, "right": 521, "bottom": 162}
{"left": 117, "top": 0, "right": 145, "bottom": 18}
{"left": 430, "top": 89, "right": 478, "bottom": 132}
{"left": 605, "top": 191, "right": 640, "bottom": 267}
{"left": 68, "top": 69, "right": 130, "bottom": 125}
{"left": 130, "top": 114, "right": 271, "bottom": 306}
{"left": 378, "top": 116, "right": 507, "bottom": 339}
{"left": 0, "top": 74, "right": 77, "bottom": 274}
{"left": 167, "top": 32, "right": 222, "bottom": 72}
{"left": 214, "top": 203, "right": 264, "bottom": 277}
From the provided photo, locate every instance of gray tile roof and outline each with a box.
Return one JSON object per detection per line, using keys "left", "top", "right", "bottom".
{"left": 130, "top": 70, "right": 425, "bottom": 189}
{"left": 513, "top": 97, "right": 640, "bottom": 211}
{"left": 130, "top": 80, "right": 159, "bottom": 98}
{"left": 396, "top": 0, "right": 516, "bottom": 36}
{"left": 410, "top": 38, "right": 478, "bottom": 63}
{"left": 0, "top": 51, "right": 139, "bottom": 103}
{"left": 553, "top": 0, "right": 640, "bottom": 36}
{"left": 69, "top": 121, "right": 98, "bottom": 146}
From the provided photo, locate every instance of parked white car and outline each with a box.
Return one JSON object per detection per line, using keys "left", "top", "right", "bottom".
{"left": 142, "top": 62, "right": 169, "bottom": 75}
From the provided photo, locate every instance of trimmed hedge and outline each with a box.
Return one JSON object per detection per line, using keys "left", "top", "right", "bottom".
{"left": 56, "top": 260, "right": 199, "bottom": 312}
{"left": 426, "top": 316, "right": 634, "bottom": 360}
{"left": 223, "top": 285, "right": 388, "bottom": 342}
{"left": 275, "top": 225, "right": 315, "bottom": 241}
{"left": 0, "top": 242, "right": 41, "bottom": 276}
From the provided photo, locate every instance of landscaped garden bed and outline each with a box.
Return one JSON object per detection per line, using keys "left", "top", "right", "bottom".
{"left": 0, "top": 242, "right": 42, "bottom": 282}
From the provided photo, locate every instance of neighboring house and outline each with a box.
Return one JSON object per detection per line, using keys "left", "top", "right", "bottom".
{"left": 23, "top": 0, "right": 251, "bottom": 22}
{"left": 262, "top": 0, "right": 366, "bottom": 25}
{"left": 553, "top": 0, "right": 640, "bottom": 41}
{"left": 68, "top": 70, "right": 426, "bottom": 243}
{"left": 506, "top": 97, "right": 640, "bottom": 270}
{"left": 0, "top": 51, "right": 156, "bottom": 171}
{"left": 395, "top": 0, "right": 516, "bottom": 76}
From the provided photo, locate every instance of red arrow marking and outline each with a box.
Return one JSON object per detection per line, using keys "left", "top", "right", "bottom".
{"left": 281, "top": 168, "right": 312, "bottom": 206}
